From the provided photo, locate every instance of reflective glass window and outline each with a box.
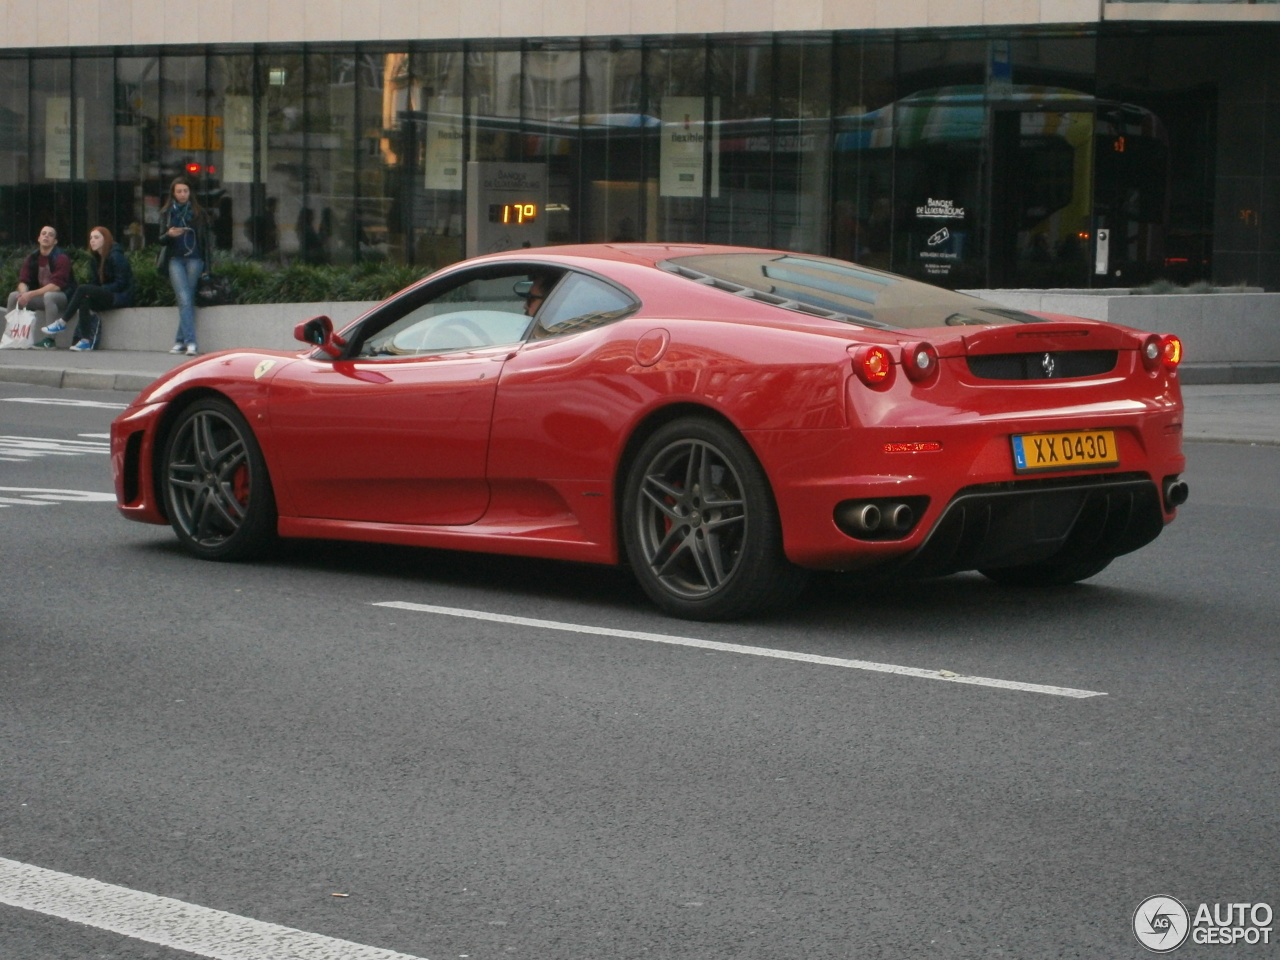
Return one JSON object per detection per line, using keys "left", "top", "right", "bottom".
{"left": 831, "top": 35, "right": 896, "bottom": 271}
{"left": 772, "top": 38, "right": 832, "bottom": 253}
{"left": 0, "top": 58, "right": 31, "bottom": 244}
{"left": 115, "top": 56, "right": 160, "bottom": 247}
{"left": 532, "top": 272, "right": 637, "bottom": 337}
{"left": 31, "top": 58, "right": 74, "bottom": 235}
{"left": 524, "top": 43, "right": 582, "bottom": 244}
{"left": 647, "top": 42, "right": 707, "bottom": 243}
{"left": 259, "top": 50, "right": 304, "bottom": 261}
{"left": 299, "top": 49, "right": 358, "bottom": 266}
{"left": 209, "top": 53, "right": 257, "bottom": 256}
{"left": 356, "top": 51, "right": 404, "bottom": 264}
{"left": 580, "top": 41, "right": 648, "bottom": 243}
{"left": 412, "top": 49, "right": 467, "bottom": 268}
{"left": 73, "top": 56, "right": 117, "bottom": 243}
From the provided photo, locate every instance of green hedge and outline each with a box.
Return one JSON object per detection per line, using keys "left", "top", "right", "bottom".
{"left": 0, "top": 245, "right": 433, "bottom": 308}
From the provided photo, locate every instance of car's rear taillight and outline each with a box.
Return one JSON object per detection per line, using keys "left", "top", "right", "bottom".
{"left": 850, "top": 344, "right": 895, "bottom": 388}
{"left": 1142, "top": 333, "right": 1183, "bottom": 372}
{"left": 900, "top": 341, "right": 939, "bottom": 383}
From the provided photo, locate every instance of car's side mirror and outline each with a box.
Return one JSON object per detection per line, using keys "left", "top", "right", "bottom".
{"left": 294, "top": 315, "right": 347, "bottom": 358}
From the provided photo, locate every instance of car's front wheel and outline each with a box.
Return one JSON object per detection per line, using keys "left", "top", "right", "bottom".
{"left": 622, "top": 417, "right": 807, "bottom": 620}
{"left": 162, "top": 397, "right": 277, "bottom": 561}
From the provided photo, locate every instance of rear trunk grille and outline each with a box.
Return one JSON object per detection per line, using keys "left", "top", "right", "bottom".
{"left": 967, "top": 350, "right": 1117, "bottom": 380}
{"left": 893, "top": 473, "right": 1164, "bottom": 579}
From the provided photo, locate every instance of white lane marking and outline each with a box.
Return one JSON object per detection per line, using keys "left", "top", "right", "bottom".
{"left": 0, "top": 856, "right": 430, "bottom": 960}
{"left": 1, "top": 397, "right": 127, "bottom": 409}
{"left": 0, "top": 435, "right": 109, "bottom": 462}
{"left": 79, "top": 432, "right": 111, "bottom": 439}
{"left": 374, "top": 601, "right": 1106, "bottom": 699}
{"left": 0, "top": 487, "right": 117, "bottom": 508}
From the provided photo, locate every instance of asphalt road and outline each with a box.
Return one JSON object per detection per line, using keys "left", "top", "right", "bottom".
{"left": 1, "top": 380, "right": 1277, "bottom": 960}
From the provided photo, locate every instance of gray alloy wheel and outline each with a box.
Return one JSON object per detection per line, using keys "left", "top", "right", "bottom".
{"left": 162, "top": 397, "right": 277, "bottom": 561}
{"left": 623, "top": 417, "right": 807, "bottom": 620}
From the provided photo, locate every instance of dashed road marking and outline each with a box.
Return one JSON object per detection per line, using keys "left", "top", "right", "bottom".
{"left": 0, "top": 434, "right": 109, "bottom": 462}
{"left": 0, "top": 486, "right": 116, "bottom": 508}
{"left": 1, "top": 397, "right": 127, "bottom": 409}
{"left": 0, "top": 856, "right": 430, "bottom": 960}
{"left": 373, "top": 601, "right": 1107, "bottom": 698}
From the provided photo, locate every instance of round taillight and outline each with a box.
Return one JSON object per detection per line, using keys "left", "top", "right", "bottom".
{"left": 1141, "top": 333, "right": 1182, "bottom": 372}
{"left": 851, "top": 345, "right": 895, "bottom": 387}
{"left": 901, "top": 341, "right": 939, "bottom": 383}
{"left": 1141, "top": 334, "right": 1162, "bottom": 371}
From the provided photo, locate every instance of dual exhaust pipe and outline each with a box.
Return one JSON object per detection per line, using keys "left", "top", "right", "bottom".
{"left": 835, "top": 499, "right": 919, "bottom": 540}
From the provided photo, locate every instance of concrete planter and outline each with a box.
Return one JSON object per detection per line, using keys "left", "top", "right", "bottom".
{"left": 962, "top": 289, "right": 1280, "bottom": 384}
{"left": 45, "top": 301, "right": 382, "bottom": 354}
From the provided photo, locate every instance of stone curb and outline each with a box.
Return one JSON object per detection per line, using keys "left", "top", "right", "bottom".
{"left": 0, "top": 365, "right": 158, "bottom": 393}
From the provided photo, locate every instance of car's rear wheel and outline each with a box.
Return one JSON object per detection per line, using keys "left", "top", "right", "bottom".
{"left": 622, "top": 417, "right": 807, "bottom": 620}
{"left": 162, "top": 397, "right": 277, "bottom": 561}
{"left": 979, "top": 554, "right": 1113, "bottom": 587}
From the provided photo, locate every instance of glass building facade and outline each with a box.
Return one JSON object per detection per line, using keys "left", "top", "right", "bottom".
{"left": 1, "top": 22, "right": 1277, "bottom": 290}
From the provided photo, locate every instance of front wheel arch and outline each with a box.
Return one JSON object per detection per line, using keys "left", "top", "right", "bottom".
{"left": 160, "top": 395, "right": 278, "bottom": 561}
{"left": 150, "top": 387, "right": 237, "bottom": 522}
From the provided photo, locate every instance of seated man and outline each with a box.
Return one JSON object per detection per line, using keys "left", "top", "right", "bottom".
{"left": 523, "top": 273, "right": 552, "bottom": 317}
{"left": 7, "top": 226, "right": 75, "bottom": 342}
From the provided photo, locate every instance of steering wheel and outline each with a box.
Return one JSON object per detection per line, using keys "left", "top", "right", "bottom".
{"left": 432, "top": 317, "right": 490, "bottom": 346}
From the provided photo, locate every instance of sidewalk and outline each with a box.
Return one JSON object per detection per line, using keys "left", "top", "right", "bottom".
{"left": 1, "top": 345, "right": 1277, "bottom": 445}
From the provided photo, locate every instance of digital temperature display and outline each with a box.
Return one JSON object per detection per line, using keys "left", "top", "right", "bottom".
{"left": 488, "top": 202, "right": 539, "bottom": 225}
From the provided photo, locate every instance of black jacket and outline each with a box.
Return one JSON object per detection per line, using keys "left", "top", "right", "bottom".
{"left": 157, "top": 205, "right": 213, "bottom": 273}
{"left": 94, "top": 245, "right": 135, "bottom": 308}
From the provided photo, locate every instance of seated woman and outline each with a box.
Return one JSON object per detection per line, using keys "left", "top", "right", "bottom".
{"left": 43, "top": 226, "right": 134, "bottom": 351}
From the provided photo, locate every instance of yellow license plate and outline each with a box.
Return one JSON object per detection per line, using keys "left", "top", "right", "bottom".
{"left": 1011, "top": 429, "right": 1118, "bottom": 473}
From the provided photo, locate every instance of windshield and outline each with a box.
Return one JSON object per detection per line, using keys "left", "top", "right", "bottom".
{"left": 661, "top": 253, "right": 1044, "bottom": 330}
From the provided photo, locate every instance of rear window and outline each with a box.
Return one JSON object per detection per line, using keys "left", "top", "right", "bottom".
{"left": 661, "top": 253, "right": 1044, "bottom": 330}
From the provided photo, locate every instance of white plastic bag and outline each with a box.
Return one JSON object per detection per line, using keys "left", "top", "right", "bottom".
{"left": 0, "top": 307, "right": 36, "bottom": 349}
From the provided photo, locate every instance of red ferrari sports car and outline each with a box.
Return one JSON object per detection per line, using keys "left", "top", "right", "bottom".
{"left": 111, "top": 243, "right": 1187, "bottom": 619}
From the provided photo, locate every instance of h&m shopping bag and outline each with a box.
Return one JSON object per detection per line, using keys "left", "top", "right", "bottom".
{"left": 0, "top": 307, "right": 37, "bottom": 349}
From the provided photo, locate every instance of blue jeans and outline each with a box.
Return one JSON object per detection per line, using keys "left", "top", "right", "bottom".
{"left": 168, "top": 256, "right": 204, "bottom": 347}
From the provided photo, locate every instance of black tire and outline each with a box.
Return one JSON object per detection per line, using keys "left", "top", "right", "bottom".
{"left": 979, "top": 554, "right": 1113, "bottom": 587}
{"left": 622, "top": 417, "right": 808, "bottom": 620}
{"left": 162, "top": 397, "right": 277, "bottom": 561}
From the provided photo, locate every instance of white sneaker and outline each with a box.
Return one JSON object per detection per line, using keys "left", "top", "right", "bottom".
{"left": 42, "top": 318, "right": 67, "bottom": 335}
{"left": 169, "top": 343, "right": 186, "bottom": 354}
{"left": 185, "top": 344, "right": 199, "bottom": 356}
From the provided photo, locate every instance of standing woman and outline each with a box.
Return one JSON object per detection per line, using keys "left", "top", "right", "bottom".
{"left": 50, "top": 226, "right": 134, "bottom": 351}
{"left": 158, "top": 176, "right": 212, "bottom": 356}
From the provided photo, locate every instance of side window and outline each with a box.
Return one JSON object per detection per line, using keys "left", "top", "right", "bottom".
{"left": 354, "top": 272, "right": 536, "bottom": 358}
{"left": 530, "top": 274, "right": 638, "bottom": 339}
